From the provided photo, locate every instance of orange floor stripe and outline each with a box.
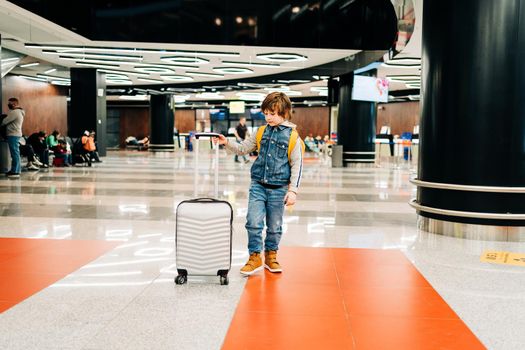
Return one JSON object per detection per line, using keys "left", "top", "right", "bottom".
{"left": 222, "top": 247, "right": 485, "bottom": 350}
{"left": 0, "top": 238, "right": 118, "bottom": 313}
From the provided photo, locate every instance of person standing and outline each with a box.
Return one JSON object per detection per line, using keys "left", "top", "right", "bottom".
{"left": 234, "top": 117, "right": 250, "bottom": 163}
{"left": 214, "top": 92, "right": 304, "bottom": 275}
{"left": 1, "top": 98, "right": 24, "bottom": 178}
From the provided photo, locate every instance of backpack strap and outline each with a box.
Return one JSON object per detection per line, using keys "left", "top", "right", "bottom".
{"left": 255, "top": 125, "right": 267, "bottom": 152}
{"left": 288, "top": 129, "right": 305, "bottom": 162}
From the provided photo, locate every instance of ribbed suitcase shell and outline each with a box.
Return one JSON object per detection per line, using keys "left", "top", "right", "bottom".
{"left": 175, "top": 199, "right": 233, "bottom": 276}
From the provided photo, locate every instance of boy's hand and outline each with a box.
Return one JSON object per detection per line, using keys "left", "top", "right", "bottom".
{"left": 212, "top": 134, "right": 228, "bottom": 146}
{"left": 284, "top": 191, "right": 297, "bottom": 206}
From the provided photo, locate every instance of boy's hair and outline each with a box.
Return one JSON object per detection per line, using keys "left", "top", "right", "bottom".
{"left": 8, "top": 97, "right": 19, "bottom": 104}
{"left": 261, "top": 92, "right": 292, "bottom": 120}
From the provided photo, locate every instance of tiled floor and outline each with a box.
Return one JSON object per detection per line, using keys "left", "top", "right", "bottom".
{"left": 223, "top": 247, "right": 484, "bottom": 350}
{"left": 0, "top": 150, "right": 524, "bottom": 349}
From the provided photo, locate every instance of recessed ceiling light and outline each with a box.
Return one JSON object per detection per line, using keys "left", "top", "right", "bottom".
{"left": 27, "top": 44, "right": 164, "bottom": 54}
{"left": 44, "top": 68, "right": 57, "bottom": 74}
{"left": 186, "top": 72, "right": 224, "bottom": 78}
{"left": 277, "top": 79, "right": 310, "bottom": 84}
{"left": 76, "top": 62, "right": 120, "bottom": 69}
{"left": 292, "top": 6, "right": 301, "bottom": 13}
{"left": 51, "top": 80, "right": 71, "bottom": 86}
{"left": 107, "top": 80, "right": 132, "bottom": 85}
{"left": 195, "top": 92, "right": 224, "bottom": 99}
{"left": 235, "top": 16, "right": 243, "bottom": 24}
{"left": 99, "top": 69, "right": 149, "bottom": 77}
{"left": 106, "top": 74, "right": 129, "bottom": 80}
{"left": 2, "top": 57, "right": 19, "bottom": 63}
{"left": 160, "top": 75, "right": 194, "bottom": 82}
{"left": 20, "top": 62, "right": 39, "bottom": 68}
{"left": 36, "top": 74, "right": 69, "bottom": 81}
{"left": 137, "top": 78, "right": 164, "bottom": 83}
{"left": 18, "top": 75, "right": 46, "bottom": 82}
{"left": 236, "top": 92, "right": 266, "bottom": 101}
{"left": 264, "top": 88, "right": 302, "bottom": 96}
{"left": 160, "top": 56, "right": 209, "bottom": 65}
{"left": 263, "top": 87, "right": 289, "bottom": 92}
{"left": 26, "top": 44, "right": 240, "bottom": 57}
{"left": 43, "top": 50, "right": 143, "bottom": 61}
{"left": 213, "top": 67, "right": 253, "bottom": 74}
{"left": 62, "top": 57, "right": 200, "bottom": 70}
{"left": 257, "top": 53, "right": 307, "bottom": 62}
{"left": 381, "top": 62, "right": 421, "bottom": 69}
{"left": 222, "top": 61, "right": 280, "bottom": 68}
{"left": 214, "top": 18, "right": 222, "bottom": 26}
{"left": 169, "top": 50, "right": 240, "bottom": 57}
{"left": 135, "top": 67, "right": 175, "bottom": 74}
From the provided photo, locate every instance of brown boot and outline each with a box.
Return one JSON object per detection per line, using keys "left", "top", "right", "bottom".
{"left": 264, "top": 250, "right": 282, "bottom": 273}
{"left": 240, "top": 252, "right": 263, "bottom": 276}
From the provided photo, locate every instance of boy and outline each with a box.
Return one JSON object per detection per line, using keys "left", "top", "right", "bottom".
{"left": 214, "top": 92, "right": 303, "bottom": 275}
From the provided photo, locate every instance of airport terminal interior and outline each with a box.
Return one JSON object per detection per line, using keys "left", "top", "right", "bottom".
{"left": 1, "top": 0, "right": 524, "bottom": 349}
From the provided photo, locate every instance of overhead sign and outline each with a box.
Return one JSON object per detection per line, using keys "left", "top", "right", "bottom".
{"left": 229, "top": 101, "right": 245, "bottom": 114}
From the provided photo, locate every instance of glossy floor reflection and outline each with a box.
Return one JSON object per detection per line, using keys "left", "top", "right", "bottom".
{"left": 0, "top": 150, "right": 523, "bottom": 349}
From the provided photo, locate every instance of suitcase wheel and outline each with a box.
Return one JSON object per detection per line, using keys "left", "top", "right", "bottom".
{"left": 175, "top": 274, "right": 187, "bottom": 285}
{"left": 220, "top": 275, "right": 229, "bottom": 285}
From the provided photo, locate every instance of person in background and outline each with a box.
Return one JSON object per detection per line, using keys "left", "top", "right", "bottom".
{"left": 234, "top": 117, "right": 250, "bottom": 163}
{"left": 53, "top": 139, "right": 71, "bottom": 167}
{"left": 46, "top": 130, "right": 60, "bottom": 152}
{"left": 19, "top": 137, "right": 39, "bottom": 171}
{"left": 82, "top": 131, "right": 101, "bottom": 163}
{"left": 1, "top": 98, "right": 25, "bottom": 178}
{"left": 138, "top": 136, "right": 150, "bottom": 149}
{"left": 27, "top": 131, "right": 49, "bottom": 168}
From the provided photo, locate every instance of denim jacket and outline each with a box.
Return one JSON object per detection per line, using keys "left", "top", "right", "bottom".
{"left": 224, "top": 120, "right": 303, "bottom": 193}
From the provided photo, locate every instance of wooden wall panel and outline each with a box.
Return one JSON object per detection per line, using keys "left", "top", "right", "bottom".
{"left": 292, "top": 107, "right": 330, "bottom": 139}
{"left": 175, "top": 109, "right": 195, "bottom": 133}
{"left": 376, "top": 101, "right": 420, "bottom": 136}
{"left": 1, "top": 75, "right": 68, "bottom": 136}
{"left": 116, "top": 107, "right": 150, "bottom": 147}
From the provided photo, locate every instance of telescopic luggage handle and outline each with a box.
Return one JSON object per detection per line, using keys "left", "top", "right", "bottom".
{"left": 194, "top": 132, "right": 221, "bottom": 139}
{"left": 193, "top": 132, "right": 221, "bottom": 198}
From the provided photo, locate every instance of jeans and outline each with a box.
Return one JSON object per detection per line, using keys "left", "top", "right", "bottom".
{"left": 246, "top": 181, "right": 287, "bottom": 254}
{"left": 6, "top": 136, "right": 21, "bottom": 174}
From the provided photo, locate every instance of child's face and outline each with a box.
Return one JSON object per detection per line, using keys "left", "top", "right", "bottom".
{"left": 263, "top": 109, "right": 285, "bottom": 126}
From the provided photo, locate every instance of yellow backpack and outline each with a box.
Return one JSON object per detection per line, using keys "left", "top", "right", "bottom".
{"left": 255, "top": 125, "right": 305, "bottom": 162}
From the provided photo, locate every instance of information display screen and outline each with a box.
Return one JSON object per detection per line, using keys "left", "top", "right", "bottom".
{"left": 351, "top": 75, "right": 389, "bottom": 103}
{"left": 229, "top": 101, "right": 245, "bottom": 114}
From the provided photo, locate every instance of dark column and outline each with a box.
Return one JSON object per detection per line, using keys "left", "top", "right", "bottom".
{"left": 69, "top": 68, "right": 107, "bottom": 156}
{"left": 149, "top": 95, "right": 174, "bottom": 152}
{"left": 337, "top": 72, "right": 376, "bottom": 165}
{"left": 414, "top": 0, "right": 525, "bottom": 237}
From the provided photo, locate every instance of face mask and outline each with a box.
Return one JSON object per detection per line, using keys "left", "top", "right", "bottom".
{"left": 7, "top": 103, "right": 13, "bottom": 110}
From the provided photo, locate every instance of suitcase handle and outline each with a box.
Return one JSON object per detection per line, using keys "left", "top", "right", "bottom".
{"left": 190, "top": 198, "right": 221, "bottom": 202}
{"left": 194, "top": 132, "right": 221, "bottom": 139}
{"left": 194, "top": 133, "right": 220, "bottom": 198}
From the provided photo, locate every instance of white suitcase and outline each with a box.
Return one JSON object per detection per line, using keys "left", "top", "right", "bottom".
{"left": 175, "top": 133, "right": 233, "bottom": 285}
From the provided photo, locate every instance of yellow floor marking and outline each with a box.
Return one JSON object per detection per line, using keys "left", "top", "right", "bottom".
{"left": 481, "top": 250, "right": 525, "bottom": 267}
